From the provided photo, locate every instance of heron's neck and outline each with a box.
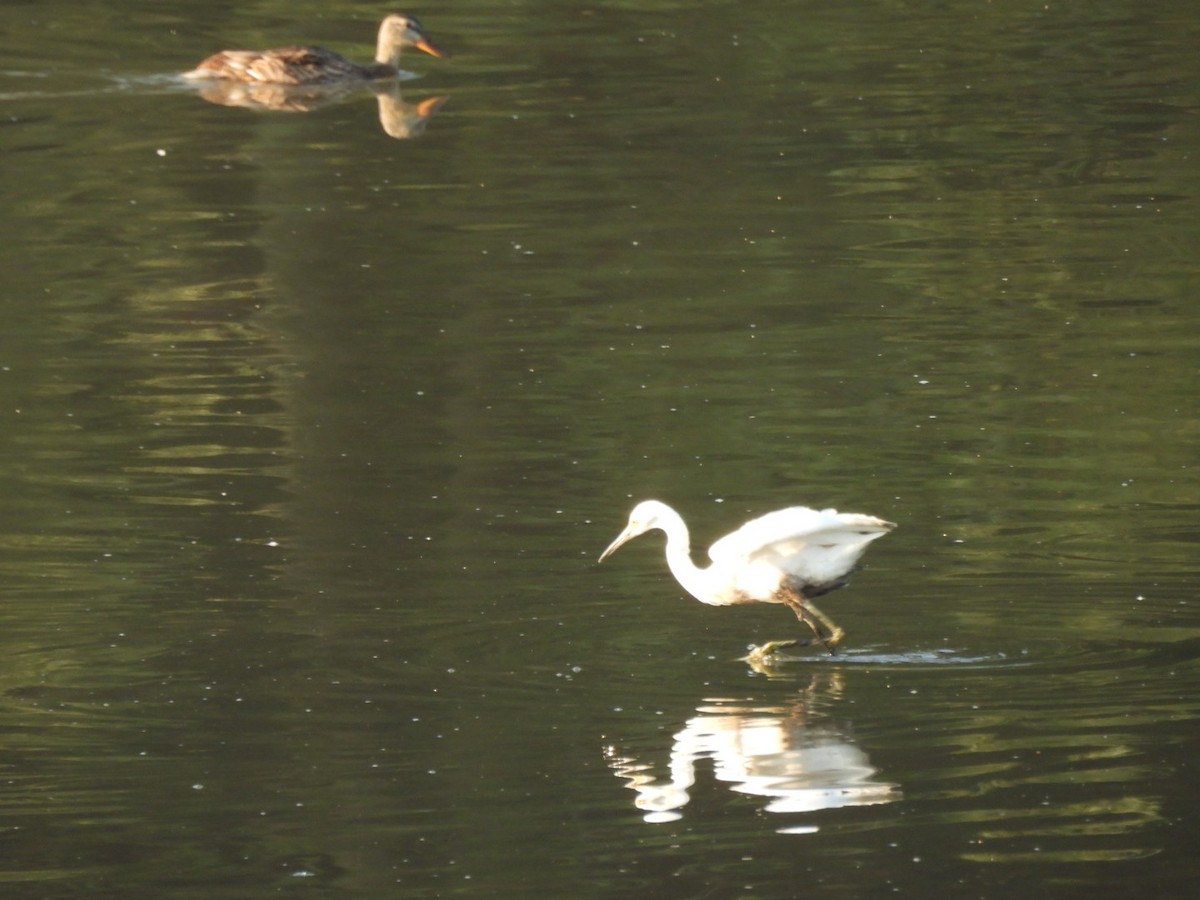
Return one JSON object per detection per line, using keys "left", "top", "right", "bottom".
{"left": 659, "top": 517, "right": 717, "bottom": 604}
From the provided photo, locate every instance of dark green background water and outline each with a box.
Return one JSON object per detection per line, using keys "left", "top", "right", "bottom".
{"left": 2, "top": 0, "right": 1198, "bottom": 896}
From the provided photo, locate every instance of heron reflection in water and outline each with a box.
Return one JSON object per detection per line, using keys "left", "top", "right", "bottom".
{"left": 599, "top": 500, "right": 894, "bottom": 660}
{"left": 605, "top": 679, "right": 900, "bottom": 823}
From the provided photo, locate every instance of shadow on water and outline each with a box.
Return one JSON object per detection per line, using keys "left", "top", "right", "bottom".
{"left": 0, "top": 71, "right": 448, "bottom": 140}
{"left": 0, "top": 71, "right": 206, "bottom": 100}
{"left": 742, "top": 636, "right": 1200, "bottom": 673}
{"left": 746, "top": 646, "right": 1013, "bottom": 673}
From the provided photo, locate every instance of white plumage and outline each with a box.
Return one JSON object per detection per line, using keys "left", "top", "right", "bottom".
{"left": 598, "top": 500, "right": 894, "bottom": 653}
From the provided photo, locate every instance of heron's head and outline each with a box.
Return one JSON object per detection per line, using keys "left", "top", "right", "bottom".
{"left": 598, "top": 500, "right": 671, "bottom": 562}
{"left": 379, "top": 14, "right": 450, "bottom": 60}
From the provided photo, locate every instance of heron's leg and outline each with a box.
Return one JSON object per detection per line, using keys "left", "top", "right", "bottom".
{"left": 803, "top": 600, "right": 845, "bottom": 651}
{"left": 782, "top": 596, "right": 843, "bottom": 655}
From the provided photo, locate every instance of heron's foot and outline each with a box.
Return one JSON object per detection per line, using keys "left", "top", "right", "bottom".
{"left": 820, "top": 627, "right": 846, "bottom": 656}
{"left": 754, "top": 639, "right": 805, "bottom": 656}
{"left": 748, "top": 643, "right": 816, "bottom": 676}
{"left": 739, "top": 643, "right": 806, "bottom": 672}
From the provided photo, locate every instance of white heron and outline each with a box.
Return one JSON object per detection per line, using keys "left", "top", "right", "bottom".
{"left": 598, "top": 500, "right": 895, "bottom": 656}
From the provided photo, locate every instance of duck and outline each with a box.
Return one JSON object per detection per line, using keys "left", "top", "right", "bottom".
{"left": 183, "top": 14, "right": 447, "bottom": 85}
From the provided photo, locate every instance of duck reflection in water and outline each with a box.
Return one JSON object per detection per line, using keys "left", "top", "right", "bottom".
{"left": 188, "top": 79, "right": 448, "bottom": 140}
{"left": 604, "top": 673, "right": 899, "bottom": 824}
{"left": 183, "top": 14, "right": 449, "bottom": 140}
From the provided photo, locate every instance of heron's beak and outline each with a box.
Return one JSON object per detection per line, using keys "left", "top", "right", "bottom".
{"left": 598, "top": 527, "right": 637, "bottom": 563}
{"left": 413, "top": 34, "right": 450, "bottom": 59}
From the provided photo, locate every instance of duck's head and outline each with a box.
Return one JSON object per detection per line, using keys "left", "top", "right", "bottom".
{"left": 378, "top": 14, "right": 449, "bottom": 62}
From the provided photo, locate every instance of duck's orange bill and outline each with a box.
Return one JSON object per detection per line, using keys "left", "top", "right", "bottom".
{"left": 415, "top": 37, "right": 449, "bottom": 59}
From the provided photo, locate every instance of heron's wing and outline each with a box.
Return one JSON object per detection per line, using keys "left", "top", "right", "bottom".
{"left": 708, "top": 507, "right": 825, "bottom": 564}
{"left": 708, "top": 507, "right": 894, "bottom": 586}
